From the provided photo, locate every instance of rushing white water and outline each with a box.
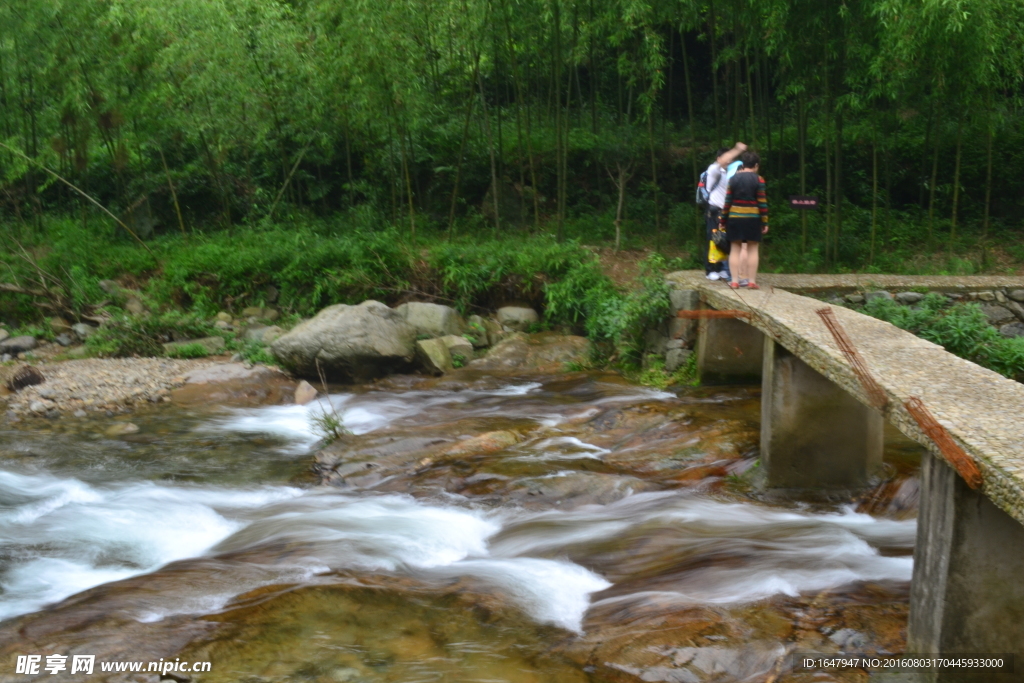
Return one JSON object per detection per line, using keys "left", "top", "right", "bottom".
{"left": 0, "top": 378, "right": 917, "bottom": 637}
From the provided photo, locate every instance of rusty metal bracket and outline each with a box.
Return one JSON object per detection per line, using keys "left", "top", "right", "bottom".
{"left": 815, "top": 307, "right": 889, "bottom": 411}
{"left": 904, "top": 396, "right": 983, "bottom": 490}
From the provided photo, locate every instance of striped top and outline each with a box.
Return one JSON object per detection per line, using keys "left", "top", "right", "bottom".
{"left": 721, "top": 173, "right": 769, "bottom": 225}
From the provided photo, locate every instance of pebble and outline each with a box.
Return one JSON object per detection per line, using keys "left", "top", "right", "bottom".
{"left": 0, "top": 358, "right": 216, "bottom": 417}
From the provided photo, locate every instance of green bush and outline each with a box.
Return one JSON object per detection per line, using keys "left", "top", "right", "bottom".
{"left": 165, "top": 342, "right": 211, "bottom": 359}
{"left": 86, "top": 312, "right": 219, "bottom": 358}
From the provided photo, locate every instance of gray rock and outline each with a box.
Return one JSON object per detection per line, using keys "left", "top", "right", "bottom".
{"left": 1005, "top": 300, "right": 1024, "bottom": 322}
{"left": 666, "top": 348, "right": 693, "bottom": 373}
{"left": 37, "top": 387, "right": 56, "bottom": 399}
{"left": 496, "top": 305, "right": 539, "bottom": 331}
{"left": 439, "top": 335, "right": 474, "bottom": 364}
{"left": 55, "top": 333, "right": 75, "bottom": 347}
{"left": 244, "top": 325, "right": 268, "bottom": 342}
{"left": 216, "top": 311, "right": 233, "bottom": 322}
{"left": 265, "top": 284, "right": 279, "bottom": 303}
{"left": 979, "top": 304, "right": 1016, "bottom": 326}
{"left": 0, "top": 354, "right": 9, "bottom": 363}
{"left": 261, "top": 325, "right": 284, "bottom": 345}
{"left": 996, "top": 290, "right": 1007, "bottom": 303}
{"left": 98, "top": 279, "right": 121, "bottom": 295}
{"left": 230, "top": 353, "right": 243, "bottom": 362}
{"left": 669, "top": 317, "right": 696, "bottom": 346}
{"left": 395, "top": 302, "right": 465, "bottom": 338}
{"left": 125, "top": 297, "right": 146, "bottom": 316}
{"left": 644, "top": 328, "right": 669, "bottom": 355}
{"left": 666, "top": 338, "right": 685, "bottom": 350}
{"left": 30, "top": 401, "right": 50, "bottom": 414}
{"left": 214, "top": 320, "right": 232, "bottom": 330}
{"left": 66, "top": 346, "right": 89, "bottom": 359}
{"left": 263, "top": 308, "right": 280, "bottom": 322}
{"left": 0, "top": 336, "right": 37, "bottom": 354}
{"left": 162, "top": 336, "right": 226, "bottom": 356}
{"left": 977, "top": 290, "right": 996, "bottom": 302}
{"left": 864, "top": 291, "right": 893, "bottom": 302}
{"left": 669, "top": 289, "right": 700, "bottom": 313}
{"left": 999, "top": 322, "right": 1024, "bottom": 339}
{"left": 465, "top": 315, "right": 494, "bottom": 348}
{"left": 73, "top": 410, "right": 87, "bottom": 418}
{"left": 829, "top": 628, "right": 868, "bottom": 651}
{"left": 845, "top": 293, "right": 866, "bottom": 304}
{"left": 416, "top": 338, "right": 453, "bottom": 375}
{"left": 72, "top": 323, "right": 97, "bottom": 339}
{"left": 294, "top": 380, "right": 318, "bottom": 405}
{"left": 271, "top": 300, "right": 416, "bottom": 381}
{"left": 1008, "top": 289, "right": 1024, "bottom": 303}
{"left": 895, "top": 291, "right": 924, "bottom": 305}
{"left": 0, "top": 328, "right": 8, "bottom": 343}
{"left": 241, "top": 306, "right": 263, "bottom": 318}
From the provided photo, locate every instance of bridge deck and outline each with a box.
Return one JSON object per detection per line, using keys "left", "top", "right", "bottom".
{"left": 667, "top": 271, "right": 1024, "bottom": 527}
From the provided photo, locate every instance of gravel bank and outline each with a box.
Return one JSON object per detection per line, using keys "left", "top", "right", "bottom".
{"left": 2, "top": 357, "right": 220, "bottom": 418}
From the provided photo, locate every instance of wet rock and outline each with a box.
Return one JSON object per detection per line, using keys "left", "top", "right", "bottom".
{"left": 864, "top": 291, "right": 892, "bottom": 303}
{"left": 162, "top": 336, "right": 226, "bottom": 356}
{"left": 0, "top": 335, "right": 37, "bottom": 354}
{"left": 979, "top": 304, "right": 1016, "bottom": 326}
{"left": 294, "top": 380, "right": 318, "bottom": 405}
{"left": 845, "top": 293, "right": 866, "bottom": 304}
{"left": 895, "top": 291, "right": 923, "bottom": 305}
{"left": 72, "top": 323, "right": 97, "bottom": 339}
{"left": 665, "top": 348, "right": 693, "bottom": 373}
{"left": 468, "top": 333, "right": 591, "bottom": 373}
{"left": 125, "top": 296, "right": 146, "bottom": 316}
{"left": 441, "top": 430, "right": 519, "bottom": 456}
{"left": 1000, "top": 322, "right": 1024, "bottom": 339}
{"left": 496, "top": 305, "right": 539, "bottom": 331}
{"left": 3, "top": 364, "right": 44, "bottom": 391}
{"left": 416, "top": 338, "right": 453, "bottom": 375}
{"left": 396, "top": 302, "right": 465, "bottom": 338}
{"left": 830, "top": 627, "right": 868, "bottom": 650}
{"left": 439, "top": 335, "right": 473, "bottom": 365}
{"left": 272, "top": 301, "right": 416, "bottom": 381}
{"left": 30, "top": 400, "right": 52, "bottom": 414}
{"left": 105, "top": 422, "right": 140, "bottom": 437}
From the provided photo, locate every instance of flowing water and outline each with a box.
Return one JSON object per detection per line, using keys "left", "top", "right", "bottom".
{"left": 0, "top": 369, "right": 922, "bottom": 682}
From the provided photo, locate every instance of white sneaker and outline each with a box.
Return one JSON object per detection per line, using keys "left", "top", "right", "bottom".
{"left": 706, "top": 271, "right": 721, "bottom": 281}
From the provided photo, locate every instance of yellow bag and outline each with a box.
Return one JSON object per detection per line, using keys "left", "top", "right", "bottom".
{"left": 708, "top": 240, "right": 728, "bottom": 264}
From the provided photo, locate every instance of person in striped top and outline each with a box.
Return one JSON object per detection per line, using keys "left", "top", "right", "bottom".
{"left": 719, "top": 151, "right": 769, "bottom": 289}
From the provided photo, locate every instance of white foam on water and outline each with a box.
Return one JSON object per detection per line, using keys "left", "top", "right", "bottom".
{"left": 0, "top": 468, "right": 302, "bottom": 621}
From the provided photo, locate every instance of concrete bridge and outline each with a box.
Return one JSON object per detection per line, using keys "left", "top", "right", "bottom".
{"left": 666, "top": 272, "right": 1024, "bottom": 681}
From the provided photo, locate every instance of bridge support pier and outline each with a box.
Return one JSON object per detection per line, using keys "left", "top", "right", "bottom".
{"left": 908, "top": 452, "right": 1024, "bottom": 682}
{"left": 760, "top": 339, "right": 882, "bottom": 489}
{"left": 696, "top": 312, "right": 764, "bottom": 385}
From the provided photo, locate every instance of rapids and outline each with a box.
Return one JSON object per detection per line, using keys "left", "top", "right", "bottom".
{"left": 0, "top": 370, "right": 922, "bottom": 682}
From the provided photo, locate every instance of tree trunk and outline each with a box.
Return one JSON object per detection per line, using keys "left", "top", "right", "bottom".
{"left": 477, "top": 65, "right": 502, "bottom": 234}
{"left": 948, "top": 114, "right": 964, "bottom": 258}
{"left": 798, "top": 93, "right": 807, "bottom": 254}
{"left": 982, "top": 109, "right": 994, "bottom": 268}
{"left": 448, "top": 69, "right": 478, "bottom": 237}
{"left": 681, "top": 29, "right": 700, "bottom": 248}
{"left": 870, "top": 124, "right": 878, "bottom": 265}
{"left": 926, "top": 105, "right": 943, "bottom": 247}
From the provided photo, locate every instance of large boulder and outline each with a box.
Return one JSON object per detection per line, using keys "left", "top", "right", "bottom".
{"left": 271, "top": 300, "right": 416, "bottom": 381}
{"left": 396, "top": 302, "right": 465, "bottom": 338}
{"left": 416, "top": 338, "right": 453, "bottom": 375}
{"left": 469, "top": 332, "right": 591, "bottom": 372}
{"left": 496, "top": 305, "right": 539, "bottom": 331}
{"left": 0, "top": 336, "right": 37, "bottom": 354}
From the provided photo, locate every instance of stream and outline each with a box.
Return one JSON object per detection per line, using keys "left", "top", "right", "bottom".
{"left": 0, "top": 369, "right": 922, "bottom": 682}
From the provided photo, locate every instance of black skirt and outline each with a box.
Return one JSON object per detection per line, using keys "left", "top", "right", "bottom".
{"left": 726, "top": 218, "right": 763, "bottom": 243}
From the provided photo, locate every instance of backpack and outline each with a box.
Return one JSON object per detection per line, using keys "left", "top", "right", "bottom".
{"left": 695, "top": 170, "right": 711, "bottom": 208}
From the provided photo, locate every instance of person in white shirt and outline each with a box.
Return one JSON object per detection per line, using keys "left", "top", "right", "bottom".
{"left": 704, "top": 142, "right": 747, "bottom": 280}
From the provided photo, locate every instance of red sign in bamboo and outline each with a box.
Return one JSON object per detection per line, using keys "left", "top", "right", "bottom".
{"left": 904, "top": 396, "right": 983, "bottom": 490}
{"left": 815, "top": 307, "right": 889, "bottom": 411}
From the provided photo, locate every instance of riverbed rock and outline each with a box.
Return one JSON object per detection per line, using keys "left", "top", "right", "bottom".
{"left": 172, "top": 363, "right": 297, "bottom": 406}
{"left": 72, "top": 323, "right": 96, "bottom": 339}
{"left": 466, "top": 315, "right": 495, "bottom": 348}
{"left": 1000, "top": 322, "right": 1024, "bottom": 339}
{"left": 105, "top": 422, "right": 139, "bottom": 437}
{"left": 468, "top": 332, "right": 592, "bottom": 373}
{"left": 162, "top": 336, "right": 226, "bottom": 356}
{"left": 0, "top": 336, "right": 37, "bottom": 354}
{"left": 55, "top": 333, "right": 75, "bottom": 347}
{"left": 845, "top": 293, "right": 866, "bottom": 304}
{"left": 895, "top": 291, "right": 924, "bottom": 305}
{"left": 864, "top": 291, "right": 893, "bottom": 303}
{"left": 396, "top": 302, "right": 465, "bottom": 338}
{"left": 416, "top": 338, "right": 453, "bottom": 375}
{"left": 294, "top": 380, "right": 318, "bottom": 405}
{"left": 272, "top": 301, "right": 417, "bottom": 381}
{"left": 496, "top": 306, "right": 539, "bottom": 331}
{"left": 439, "top": 335, "right": 474, "bottom": 365}
{"left": 980, "top": 304, "right": 1016, "bottom": 326}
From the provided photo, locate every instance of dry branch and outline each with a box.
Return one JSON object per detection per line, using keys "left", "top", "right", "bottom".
{"left": 904, "top": 396, "right": 983, "bottom": 489}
